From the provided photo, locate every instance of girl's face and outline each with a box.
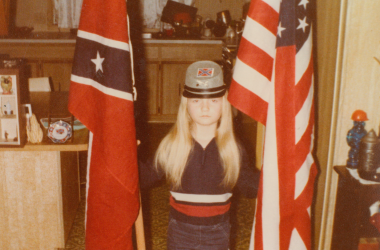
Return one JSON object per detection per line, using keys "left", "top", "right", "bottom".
{"left": 187, "top": 97, "right": 223, "bottom": 128}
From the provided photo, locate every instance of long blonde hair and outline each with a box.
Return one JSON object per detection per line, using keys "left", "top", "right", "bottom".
{"left": 155, "top": 93, "right": 241, "bottom": 190}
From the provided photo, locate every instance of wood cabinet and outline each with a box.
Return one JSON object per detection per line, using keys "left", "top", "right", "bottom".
{"left": 0, "top": 39, "right": 223, "bottom": 122}
{"left": 0, "top": 41, "right": 75, "bottom": 92}
{"left": 332, "top": 166, "right": 380, "bottom": 250}
{"left": 39, "top": 60, "right": 73, "bottom": 91}
{"left": 161, "top": 63, "right": 188, "bottom": 116}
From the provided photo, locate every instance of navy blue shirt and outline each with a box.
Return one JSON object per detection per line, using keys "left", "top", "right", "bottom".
{"left": 139, "top": 138, "right": 260, "bottom": 225}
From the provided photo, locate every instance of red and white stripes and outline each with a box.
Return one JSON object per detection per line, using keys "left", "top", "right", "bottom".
{"left": 228, "top": 0, "right": 317, "bottom": 249}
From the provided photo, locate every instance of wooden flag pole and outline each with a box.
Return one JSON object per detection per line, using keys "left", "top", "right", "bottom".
{"left": 256, "top": 122, "right": 265, "bottom": 171}
{"left": 135, "top": 193, "right": 146, "bottom": 250}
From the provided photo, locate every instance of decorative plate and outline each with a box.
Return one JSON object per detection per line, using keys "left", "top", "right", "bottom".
{"left": 48, "top": 120, "right": 72, "bottom": 143}
{"left": 40, "top": 117, "right": 85, "bottom": 131}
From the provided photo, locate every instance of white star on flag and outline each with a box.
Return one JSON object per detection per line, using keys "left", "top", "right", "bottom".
{"left": 277, "top": 22, "right": 286, "bottom": 37}
{"left": 299, "top": 0, "right": 309, "bottom": 9}
{"left": 297, "top": 17, "right": 309, "bottom": 32}
{"left": 91, "top": 51, "right": 105, "bottom": 72}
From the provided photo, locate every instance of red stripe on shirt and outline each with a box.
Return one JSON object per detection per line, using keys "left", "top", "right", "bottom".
{"left": 170, "top": 196, "right": 231, "bottom": 217}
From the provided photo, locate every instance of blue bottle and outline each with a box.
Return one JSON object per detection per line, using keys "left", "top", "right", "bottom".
{"left": 346, "top": 110, "right": 368, "bottom": 169}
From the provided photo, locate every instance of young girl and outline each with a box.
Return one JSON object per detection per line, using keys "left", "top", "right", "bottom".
{"left": 139, "top": 61, "right": 259, "bottom": 250}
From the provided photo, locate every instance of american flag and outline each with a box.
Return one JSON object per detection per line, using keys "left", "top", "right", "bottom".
{"left": 228, "top": 0, "right": 317, "bottom": 249}
{"left": 68, "top": 0, "right": 139, "bottom": 249}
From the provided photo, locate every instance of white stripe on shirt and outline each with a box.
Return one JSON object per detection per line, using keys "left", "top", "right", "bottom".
{"left": 170, "top": 191, "right": 232, "bottom": 203}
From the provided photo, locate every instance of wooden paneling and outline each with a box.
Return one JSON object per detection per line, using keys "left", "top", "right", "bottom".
{"left": 314, "top": 0, "right": 343, "bottom": 248}
{"left": 161, "top": 63, "right": 188, "bottom": 115}
{"left": 42, "top": 61, "right": 73, "bottom": 91}
{"left": 161, "top": 44, "right": 222, "bottom": 61}
{"left": 0, "top": 43, "right": 75, "bottom": 60}
{"left": 28, "top": 61, "right": 40, "bottom": 78}
{"left": 144, "top": 45, "right": 160, "bottom": 60}
{"left": 145, "top": 63, "right": 159, "bottom": 115}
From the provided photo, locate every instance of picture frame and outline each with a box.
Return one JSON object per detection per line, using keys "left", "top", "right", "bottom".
{"left": 0, "top": 68, "right": 26, "bottom": 147}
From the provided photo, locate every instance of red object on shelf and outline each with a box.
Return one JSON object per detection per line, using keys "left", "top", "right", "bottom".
{"left": 173, "top": 12, "right": 192, "bottom": 24}
{"left": 165, "top": 28, "right": 174, "bottom": 37}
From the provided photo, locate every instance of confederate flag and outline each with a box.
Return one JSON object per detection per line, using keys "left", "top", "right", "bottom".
{"left": 68, "top": 0, "right": 139, "bottom": 249}
{"left": 228, "top": 0, "right": 318, "bottom": 249}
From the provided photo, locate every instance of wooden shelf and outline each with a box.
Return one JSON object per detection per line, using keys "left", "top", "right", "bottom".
{"left": 0, "top": 128, "right": 89, "bottom": 151}
{"left": 0, "top": 92, "right": 89, "bottom": 151}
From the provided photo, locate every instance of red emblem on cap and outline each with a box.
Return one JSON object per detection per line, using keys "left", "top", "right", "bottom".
{"left": 197, "top": 68, "right": 214, "bottom": 77}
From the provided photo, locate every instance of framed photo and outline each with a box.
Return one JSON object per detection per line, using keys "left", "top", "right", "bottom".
{"left": 0, "top": 68, "right": 26, "bottom": 147}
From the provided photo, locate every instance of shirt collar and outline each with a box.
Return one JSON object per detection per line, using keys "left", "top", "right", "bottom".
{"left": 193, "top": 137, "right": 216, "bottom": 150}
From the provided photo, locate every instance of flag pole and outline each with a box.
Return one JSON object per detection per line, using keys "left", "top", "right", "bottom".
{"left": 135, "top": 193, "right": 146, "bottom": 250}
{"left": 256, "top": 122, "right": 265, "bottom": 171}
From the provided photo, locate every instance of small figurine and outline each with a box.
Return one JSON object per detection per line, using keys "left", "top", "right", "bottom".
{"left": 1, "top": 76, "right": 13, "bottom": 94}
{"left": 346, "top": 110, "right": 368, "bottom": 169}
{"left": 3, "top": 101, "right": 11, "bottom": 115}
